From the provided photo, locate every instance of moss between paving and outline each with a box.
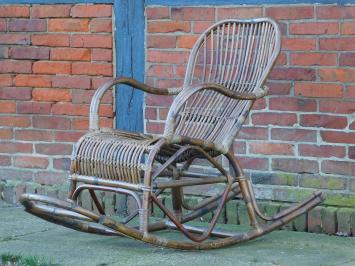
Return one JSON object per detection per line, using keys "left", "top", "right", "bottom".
{"left": 0, "top": 207, "right": 355, "bottom": 266}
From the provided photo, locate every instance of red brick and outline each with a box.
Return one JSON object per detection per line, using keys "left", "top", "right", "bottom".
{"left": 156, "top": 79, "right": 183, "bottom": 89}
{"left": 339, "top": 53, "right": 355, "bottom": 67}
{"left": 267, "top": 82, "right": 291, "bottom": 95}
{"left": 349, "top": 147, "right": 355, "bottom": 159}
{"left": 282, "top": 38, "right": 316, "bottom": 51}
{"left": 252, "top": 112, "right": 297, "bottom": 126}
{"left": 319, "top": 68, "right": 355, "bottom": 83}
{"left": 17, "top": 102, "right": 51, "bottom": 114}
{"left": 171, "top": 7, "right": 214, "bottom": 21}
{"left": 0, "top": 142, "right": 32, "bottom": 153}
{"left": 250, "top": 142, "right": 294, "bottom": 156}
{"left": 53, "top": 158, "right": 71, "bottom": 171}
{"left": 0, "top": 75, "right": 13, "bottom": 86}
{"left": 71, "top": 89, "right": 112, "bottom": 104}
{"left": 90, "top": 18, "right": 111, "bottom": 33}
{"left": 0, "top": 155, "right": 11, "bottom": 166}
{"left": 0, "top": 33, "right": 29, "bottom": 45}
{"left": 35, "top": 171, "right": 67, "bottom": 185}
{"left": 300, "top": 114, "right": 347, "bottom": 129}
{"left": 35, "top": 143, "right": 73, "bottom": 155}
{"left": 14, "top": 156, "right": 48, "bottom": 169}
{"left": 147, "top": 65, "right": 173, "bottom": 78}
{"left": 299, "top": 144, "right": 345, "bottom": 158}
{"left": 52, "top": 103, "right": 88, "bottom": 116}
{"left": 14, "top": 74, "right": 51, "bottom": 88}
{"left": 0, "top": 101, "right": 16, "bottom": 113}
{"left": 31, "top": 5, "right": 71, "bottom": 18}
{"left": 33, "top": 61, "right": 71, "bottom": 75}
{"left": 320, "top": 38, "right": 355, "bottom": 51}
{"left": 91, "top": 49, "right": 112, "bottom": 61}
{"left": 147, "top": 50, "right": 189, "bottom": 64}
{"left": 295, "top": 82, "right": 343, "bottom": 98}
{"left": 275, "top": 53, "right": 287, "bottom": 66}
{"left": 9, "top": 46, "right": 49, "bottom": 60}
{"left": 266, "top": 6, "right": 313, "bottom": 20}
{"left": 72, "top": 62, "right": 112, "bottom": 76}
{"left": 271, "top": 128, "right": 316, "bottom": 142}
{"left": 0, "top": 116, "right": 30, "bottom": 127}
{"left": 33, "top": 116, "right": 71, "bottom": 130}
{"left": 71, "top": 4, "right": 112, "bottom": 18}
{"left": 0, "top": 60, "right": 31, "bottom": 74}
{"left": 0, "top": 6, "right": 29, "bottom": 18}
{"left": 0, "top": 19, "right": 6, "bottom": 31}
{"left": 70, "top": 34, "right": 112, "bottom": 48}
{"left": 321, "top": 160, "right": 355, "bottom": 176}
{"left": 269, "top": 97, "right": 316, "bottom": 112}
{"left": 8, "top": 19, "right": 46, "bottom": 32}
{"left": 317, "top": 6, "right": 355, "bottom": 19}
{"left": 344, "top": 85, "right": 355, "bottom": 99}
{"left": 91, "top": 77, "right": 112, "bottom": 89}
{"left": 52, "top": 75, "right": 91, "bottom": 89}
{"left": 233, "top": 141, "right": 246, "bottom": 155}
{"left": 145, "top": 94, "right": 174, "bottom": 107}
{"left": 321, "top": 131, "right": 355, "bottom": 144}
{"left": 50, "top": 48, "right": 90, "bottom": 61}
{"left": 193, "top": 21, "right": 213, "bottom": 34}
{"left": 238, "top": 157, "right": 268, "bottom": 171}
{"left": 148, "top": 21, "right": 190, "bottom": 34}
{"left": 340, "top": 21, "right": 355, "bottom": 35}
{"left": 54, "top": 131, "right": 84, "bottom": 142}
{"left": 237, "top": 127, "right": 268, "bottom": 140}
{"left": 217, "top": 7, "right": 262, "bottom": 19}
{"left": 15, "top": 129, "right": 53, "bottom": 141}
{"left": 350, "top": 121, "right": 355, "bottom": 130}
{"left": 48, "top": 18, "right": 89, "bottom": 32}
{"left": 254, "top": 99, "right": 267, "bottom": 110}
{"left": 269, "top": 68, "right": 316, "bottom": 81}
{"left": 291, "top": 52, "right": 337, "bottom": 66}
{"left": 146, "top": 122, "right": 164, "bottom": 134}
{"left": 177, "top": 35, "right": 199, "bottom": 49}
{"left": 0, "top": 128, "right": 12, "bottom": 139}
{"left": 146, "top": 7, "right": 169, "bottom": 19}
{"left": 32, "top": 88, "right": 71, "bottom": 102}
{"left": 147, "top": 35, "right": 176, "bottom": 49}
{"left": 71, "top": 118, "right": 88, "bottom": 130}
{"left": 145, "top": 107, "right": 157, "bottom": 120}
{"left": 320, "top": 100, "right": 355, "bottom": 114}
{"left": 0, "top": 87, "right": 32, "bottom": 100}
{"left": 272, "top": 158, "right": 318, "bottom": 173}
{"left": 289, "top": 22, "right": 338, "bottom": 35}
{"left": 32, "top": 34, "right": 69, "bottom": 47}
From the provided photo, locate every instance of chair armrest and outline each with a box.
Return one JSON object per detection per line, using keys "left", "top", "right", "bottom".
{"left": 194, "top": 83, "right": 269, "bottom": 100}
{"left": 90, "top": 76, "right": 183, "bottom": 130}
{"left": 164, "top": 83, "right": 269, "bottom": 148}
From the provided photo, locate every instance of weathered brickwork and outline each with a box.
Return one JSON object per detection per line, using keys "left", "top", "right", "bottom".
{"left": 0, "top": 4, "right": 114, "bottom": 187}
{"left": 145, "top": 4, "right": 355, "bottom": 207}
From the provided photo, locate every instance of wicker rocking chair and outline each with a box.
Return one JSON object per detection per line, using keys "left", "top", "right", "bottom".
{"left": 20, "top": 18, "right": 324, "bottom": 250}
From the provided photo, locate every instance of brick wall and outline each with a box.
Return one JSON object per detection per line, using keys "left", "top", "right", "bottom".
{"left": 145, "top": 4, "right": 355, "bottom": 207}
{"left": 0, "top": 4, "right": 114, "bottom": 200}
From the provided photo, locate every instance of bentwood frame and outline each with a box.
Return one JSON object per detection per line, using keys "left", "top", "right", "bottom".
{"left": 20, "top": 18, "right": 324, "bottom": 250}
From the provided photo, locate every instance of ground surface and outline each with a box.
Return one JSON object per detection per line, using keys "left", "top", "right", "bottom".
{"left": 0, "top": 207, "right": 354, "bottom": 266}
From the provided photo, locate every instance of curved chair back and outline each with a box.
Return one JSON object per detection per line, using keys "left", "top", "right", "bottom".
{"left": 165, "top": 18, "right": 281, "bottom": 153}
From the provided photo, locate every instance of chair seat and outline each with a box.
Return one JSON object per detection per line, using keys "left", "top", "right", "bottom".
{"left": 71, "top": 129, "right": 158, "bottom": 184}
{"left": 71, "top": 129, "right": 221, "bottom": 183}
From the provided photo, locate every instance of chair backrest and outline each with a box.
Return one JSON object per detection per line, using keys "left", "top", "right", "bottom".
{"left": 164, "top": 18, "right": 281, "bottom": 153}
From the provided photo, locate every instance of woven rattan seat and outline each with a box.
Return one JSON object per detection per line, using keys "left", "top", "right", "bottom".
{"left": 21, "top": 18, "right": 324, "bottom": 250}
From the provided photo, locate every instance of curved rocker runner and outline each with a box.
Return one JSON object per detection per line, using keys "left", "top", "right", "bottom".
{"left": 20, "top": 18, "right": 324, "bottom": 250}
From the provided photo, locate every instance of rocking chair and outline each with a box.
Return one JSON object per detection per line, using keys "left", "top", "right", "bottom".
{"left": 20, "top": 18, "right": 324, "bottom": 250}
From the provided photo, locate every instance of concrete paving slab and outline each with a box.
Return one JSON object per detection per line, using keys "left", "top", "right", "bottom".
{"left": 0, "top": 207, "right": 354, "bottom": 266}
